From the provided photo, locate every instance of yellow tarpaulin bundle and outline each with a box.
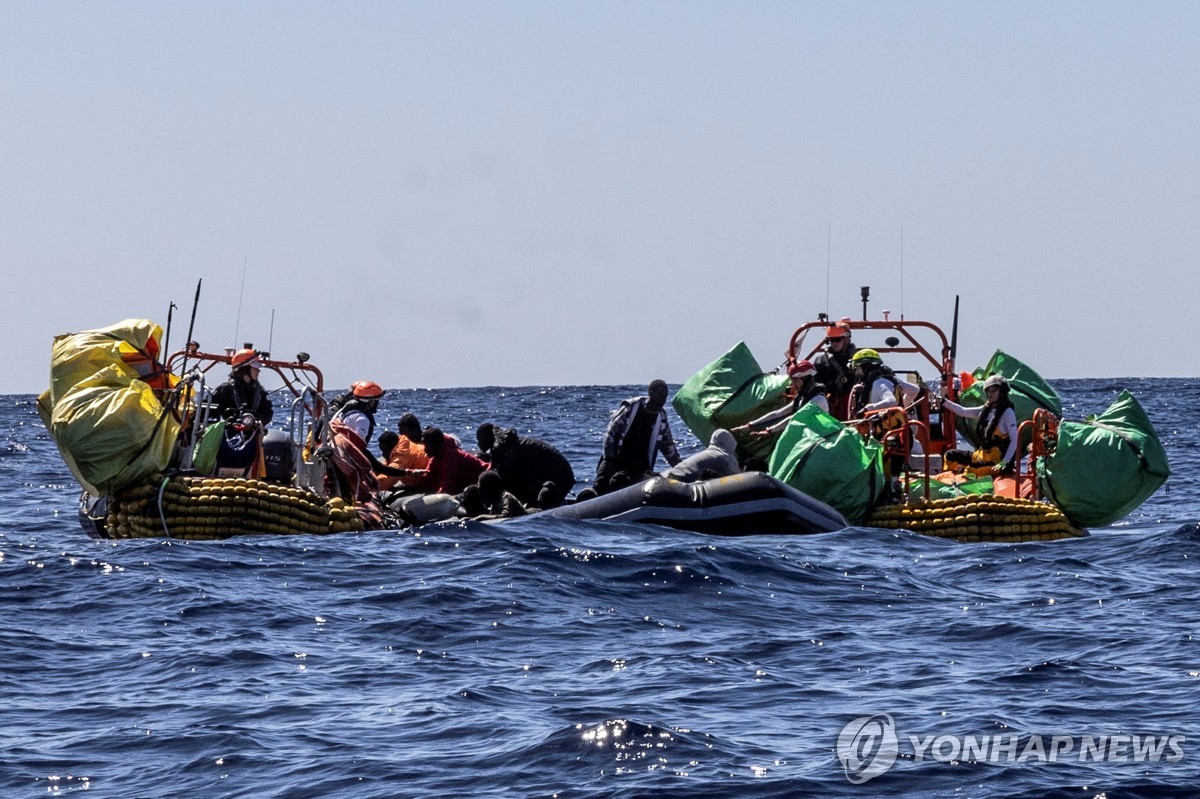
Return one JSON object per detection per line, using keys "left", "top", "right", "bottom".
{"left": 37, "top": 319, "right": 182, "bottom": 496}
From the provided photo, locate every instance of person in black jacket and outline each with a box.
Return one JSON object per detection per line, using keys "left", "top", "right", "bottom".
{"left": 486, "top": 425, "right": 576, "bottom": 508}
{"left": 212, "top": 349, "right": 274, "bottom": 426}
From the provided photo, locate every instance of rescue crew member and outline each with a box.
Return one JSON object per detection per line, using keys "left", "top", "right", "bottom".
{"left": 594, "top": 379, "right": 682, "bottom": 494}
{"left": 940, "top": 374, "right": 1019, "bottom": 475}
{"left": 812, "top": 323, "right": 858, "bottom": 420}
{"left": 847, "top": 349, "right": 902, "bottom": 417}
{"left": 732, "top": 360, "right": 829, "bottom": 439}
{"left": 321, "top": 381, "right": 407, "bottom": 502}
{"left": 212, "top": 349, "right": 274, "bottom": 426}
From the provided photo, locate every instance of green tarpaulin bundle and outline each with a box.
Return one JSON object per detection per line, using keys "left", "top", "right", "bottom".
{"left": 905, "top": 474, "right": 994, "bottom": 502}
{"left": 768, "top": 402, "right": 885, "bottom": 525}
{"left": 672, "top": 341, "right": 790, "bottom": 461}
{"left": 37, "top": 319, "right": 181, "bottom": 497}
{"left": 1038, "top": 390, "right": 1169, "bottom": 527}
{"left": 957, "top": 350, "right": 1062, "bottom": 448}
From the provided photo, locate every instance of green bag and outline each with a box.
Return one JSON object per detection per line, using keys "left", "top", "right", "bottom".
{"left": 1037, "top": 390, "right": 1169, "bottom": 527}
{"left": 192, "top": 420, "right": 226, "bottom": 476}
{"left": 768, "top": 402, "right": 885, "bottom": 525}
{"left": 673, "top": 341, "right": 790, "bottom": 462}
{"left": 956, "top": 350, "right": 1062, "bottom": 448}
{"left": 905, "top": 474, "right": 993, "bottom": 501}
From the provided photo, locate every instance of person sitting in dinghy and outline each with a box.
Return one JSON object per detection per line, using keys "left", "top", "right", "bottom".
{"left": 939, "top": 374, "right": 1019, "bottom": 476}
{"left": 459, "top": 470, "right": 528, "bottom": 520}
{"left": 661, "top": 429, "right": 741, "bottom": 482}
{"left": 376, "top": 412, "right": 431, "bottom": 491}
{"left": 732, "top": 359, "right": 829, "bottom": 440}
{"left": 412, "top": 427, "right": 489, "bottom": 495}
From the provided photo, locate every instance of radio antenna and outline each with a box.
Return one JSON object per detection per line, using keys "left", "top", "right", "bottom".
{"left": 900, "top": 225, "right": 905, "bottom": 320}
{"left": 233, "top": 255, "right": 248, "bottom": 347}
{"left": 825, "top": 224, "right": 832, "bottom": 316}
{"left": 268, "top": 308, "right": 276, "bottom": 355}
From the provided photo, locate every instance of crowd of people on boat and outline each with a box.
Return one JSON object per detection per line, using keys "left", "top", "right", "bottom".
{"left": 199, "top": 324, "right": 1017, "bottom": 525}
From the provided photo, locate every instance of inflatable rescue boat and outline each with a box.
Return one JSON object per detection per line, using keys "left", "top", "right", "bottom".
{"left": 671, "top": 288, "right": 1168, "bottom": 540}
{"left": 40, "top": 318, "right": 380, "bottom": 540}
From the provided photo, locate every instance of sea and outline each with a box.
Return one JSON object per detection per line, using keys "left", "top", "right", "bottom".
{"left": 2, "top": 378, "right": 1197, "bottom": 799}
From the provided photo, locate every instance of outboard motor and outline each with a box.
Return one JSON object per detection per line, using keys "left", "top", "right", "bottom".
{"left": 261, "top": 429, "right": 296, "bottom": 483}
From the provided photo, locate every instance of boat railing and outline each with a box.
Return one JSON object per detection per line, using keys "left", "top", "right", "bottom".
{"left": 1015, "top": 409, "right": 1059, "bottom": 502}
{"left": 903, "top": 419, "right": 933, "bottom": 501}
{"left": 178, "top": 373, "right": 212, "bottom": 472}
{"left": 288, "top": 388, "right": 327, "bottom": 493}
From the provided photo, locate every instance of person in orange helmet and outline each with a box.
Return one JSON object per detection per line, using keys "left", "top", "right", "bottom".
{"left": 212, "top": 348, "right": 274, "bottom": 426}
{"left": 321, "top": 381, "right": 412, "bottom": 503}
{"left": 812, "top": 323, "right": 858, "bottom": 420}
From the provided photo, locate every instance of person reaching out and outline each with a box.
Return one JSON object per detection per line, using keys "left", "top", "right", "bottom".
{"left": 940, "top": 374, "right": 1019, "bottom": 475}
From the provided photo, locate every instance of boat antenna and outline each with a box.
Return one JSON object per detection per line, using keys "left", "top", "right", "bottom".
{"left": 233, "top": 255, "right": 248, "bottom": 349}
{"left": 179, "top": 279, "right": 203, "bottom": 378}
{"left": 899, "top": 224, "right": 905, "bottom": 320}
{"left": 162, "top": 300, "right": 177, "bottom": 359}
{"left": 268, "top": 308, "right": 275, "bottom": 356}
{"left": 950, "top": 294, "right": 960, "bottom": 366}
{"left": 825, "top": 224, "right": 832, "bottom": 317}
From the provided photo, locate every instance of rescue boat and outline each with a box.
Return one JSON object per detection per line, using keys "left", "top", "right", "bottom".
{"left": 39, "top": 319, "right": 375, "bottom": 540}
{"left": 672, "top": 289, "right": 1169, "bottom": 539}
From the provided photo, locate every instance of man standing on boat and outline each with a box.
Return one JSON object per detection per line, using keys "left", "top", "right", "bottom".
{"left": 594, "top": 379, "right": 682, "bottom": 494}
{"left": 812, "top": 323, "right": 858, "bottom": 420}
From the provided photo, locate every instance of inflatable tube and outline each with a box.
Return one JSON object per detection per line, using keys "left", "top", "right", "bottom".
{"left": 530, "top": 472, "right": 847, "bottom": 535}
{"left": 867, "top": 494, "right": 1087, "bottom": 543}
{"left": 393, "top": 493, "right": 464, "bottom": 525}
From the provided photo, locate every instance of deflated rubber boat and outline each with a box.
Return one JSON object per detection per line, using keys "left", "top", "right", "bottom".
{"left": 529, "top": 471, "right": 848, "bottom": 535}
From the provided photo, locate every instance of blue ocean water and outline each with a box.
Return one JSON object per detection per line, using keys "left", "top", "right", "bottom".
{"left": 1, "top": 379, "right": 1197, "bottom": 799}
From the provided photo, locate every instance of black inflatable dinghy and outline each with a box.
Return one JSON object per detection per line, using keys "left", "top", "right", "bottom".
{"left": 530, "top": 471, "right": 847, "bottom": 535}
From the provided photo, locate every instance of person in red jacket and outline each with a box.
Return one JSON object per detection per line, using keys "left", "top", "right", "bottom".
{"left": 413, "top": 427, "right": 488, "bottom": 495}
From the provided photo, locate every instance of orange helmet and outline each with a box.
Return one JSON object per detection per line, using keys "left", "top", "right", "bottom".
{"left": 824, "top": 324, "right": 850, "bottom": 340}
{"left": 231, "top": 348, "right": 262, "bottom": 369}
{"left": 351, "top": 380, "right": 385, "bottom": 399}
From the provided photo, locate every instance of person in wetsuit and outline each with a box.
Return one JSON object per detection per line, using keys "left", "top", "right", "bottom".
{"left": 593, "top": 379, "right": 681, "bottom": 494}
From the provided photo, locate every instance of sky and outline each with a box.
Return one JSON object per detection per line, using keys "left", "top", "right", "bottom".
{"left": 2, "top": 1, "right": 1197, "bottom": 394}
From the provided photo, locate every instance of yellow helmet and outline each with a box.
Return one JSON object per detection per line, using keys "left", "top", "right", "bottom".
{"left": 851, "top": 348, "right": 881, "bottom": 365}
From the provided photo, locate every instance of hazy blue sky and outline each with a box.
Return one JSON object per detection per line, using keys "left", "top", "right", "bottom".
{"left": 3, "top": 1, "right": 1196, "bottom": 395}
